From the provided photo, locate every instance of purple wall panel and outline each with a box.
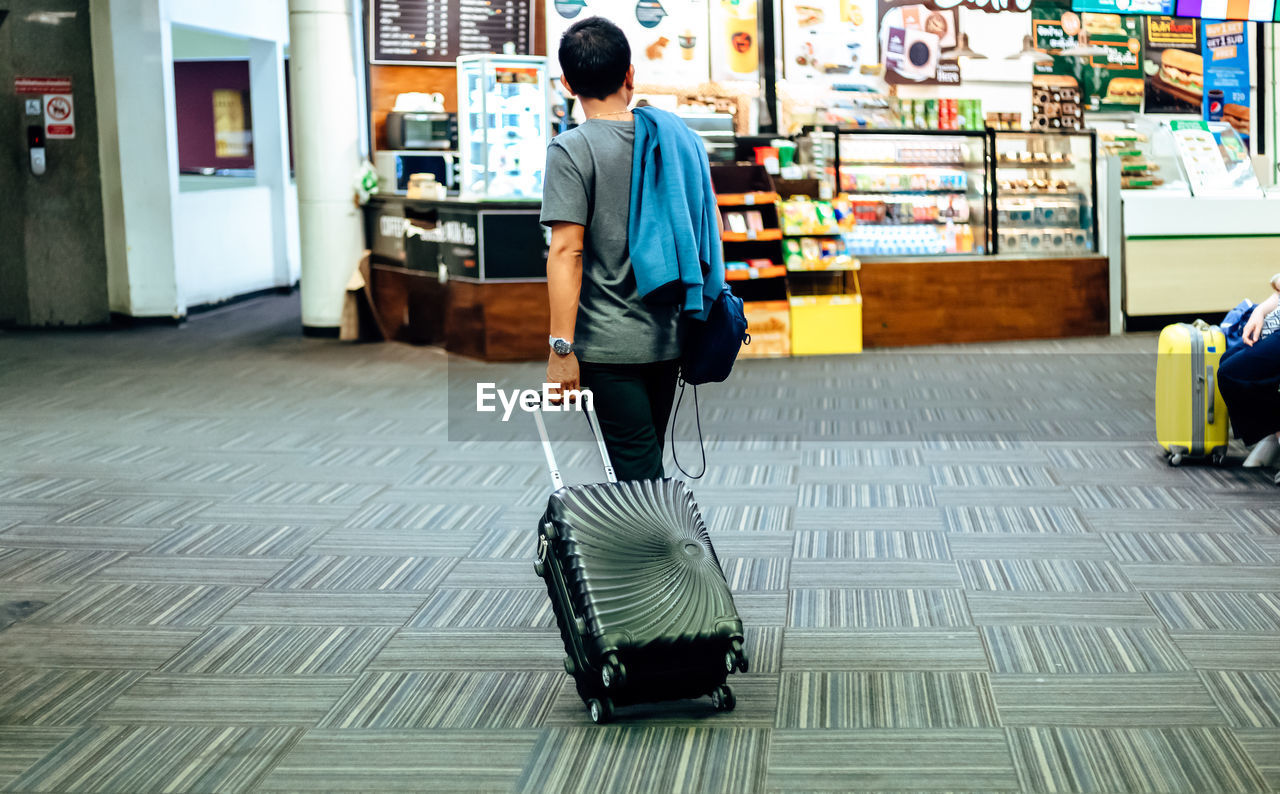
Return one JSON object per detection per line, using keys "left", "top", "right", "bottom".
{"left": 174, "top": 60, "right": 254, "bottom": 172}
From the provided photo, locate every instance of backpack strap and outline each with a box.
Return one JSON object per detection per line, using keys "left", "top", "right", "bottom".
{"left": 669, "top": 377, "right": 707, "bottom": 479}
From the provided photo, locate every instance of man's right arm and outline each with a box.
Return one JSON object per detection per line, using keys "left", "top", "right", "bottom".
{"left": 1244, "top": 292, "right": 1280, "bottom": 346}
{"left": 546, "top": 222, "right": 585, "bottom": 397}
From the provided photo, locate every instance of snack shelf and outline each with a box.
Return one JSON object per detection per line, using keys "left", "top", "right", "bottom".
{"left": 725, "top": 264, "right": 788, "bottom": 280}
{"left": 787, "top": 262, "right": 860, "bottom": 272}
{"left": 781, "top": 230, "right": 842, "bottom": 237}
{"left": 841, "top": 160, "right": 973, "bottom": 168}
{"left": 717, "top": 192, "right": 779, "bottom": 207}
{"left": 723, "top": 229, "right": 784, "bottom": 242}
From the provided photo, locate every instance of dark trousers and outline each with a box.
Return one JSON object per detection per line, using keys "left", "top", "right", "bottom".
{"left": 1219, "top": 331, "right": 1280, "bottom": 445}
{"left": 579, "top": 359, "right": 679, "bottom": 482}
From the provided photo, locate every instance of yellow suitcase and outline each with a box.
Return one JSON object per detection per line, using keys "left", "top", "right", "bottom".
{"left": 1155, "top": 322, "right": 1230, "bottom": 465}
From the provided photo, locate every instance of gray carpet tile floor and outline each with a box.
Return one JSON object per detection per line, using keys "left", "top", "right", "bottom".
{"left": 1, "top": 294, "right": 1277, "bottom": 793}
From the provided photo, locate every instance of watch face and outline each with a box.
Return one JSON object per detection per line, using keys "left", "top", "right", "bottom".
{"left": 553, "top": 339, "right": 572, "bottom": 355}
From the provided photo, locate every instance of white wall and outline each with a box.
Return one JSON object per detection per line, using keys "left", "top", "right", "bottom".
{"left": 94, "top": 0, "right": 296, "bottom": 318}
{"left": 175, "top": 187, "right": 278, "bottom": 306}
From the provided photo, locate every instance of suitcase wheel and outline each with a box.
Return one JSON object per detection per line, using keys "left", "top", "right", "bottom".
{"left": 587, "top": 697, "right": 614, "bottom": 724}
{"left": 1211, "top": 451, "right": 1227, "bottom": 466}
{"left": 1169, "top": 453, "right": 1183, "bottom": 467}
{"left": 710, "top": 684, "right": 736, "bottom": 712}
{"left": 542, "top": 522, "right": 558, "bottom": 540}
{"left": 563, "top": 655, "right": 576, "bottom": 676}
{"left": 601, "top": 653, "right": 626, "bottom": 689}
{"left": 724, "top": 649, "right": 748, "bottom": 675}
{"left": 533, "top": 560, "right": 545, "bottom": 578}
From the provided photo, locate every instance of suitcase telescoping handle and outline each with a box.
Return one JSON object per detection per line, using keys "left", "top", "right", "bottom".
{"left": 531, "top": 390, "right": 616, "bottom": 489}
{"left": 1205, "top": 365, "right": 1216, "bottom": 425}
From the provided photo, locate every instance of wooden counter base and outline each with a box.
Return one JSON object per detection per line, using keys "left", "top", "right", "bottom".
{"left": 370, "top": 265, "right": 549, "bottom": 361}
{"left": 860, "top": 254, "right": 1109, "bottom": 348}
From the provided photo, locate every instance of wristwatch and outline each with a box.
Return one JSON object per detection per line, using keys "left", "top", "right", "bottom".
{"left": 549, "top": 336, "right": 574, "bottom": 356}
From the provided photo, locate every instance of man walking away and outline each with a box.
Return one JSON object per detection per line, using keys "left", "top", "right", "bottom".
{"left": 540, "top": 17, "right": 720, "bottom": 482}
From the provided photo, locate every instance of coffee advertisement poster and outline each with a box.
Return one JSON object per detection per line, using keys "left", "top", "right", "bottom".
{"left": 546, "top": 0, "right": 712, "bottom": 84}
{"left": 878, "top": 0, "right": 961, "bottom": 85}
{"left": 1142, "top": 17, "right": 1201, "bottom": 113}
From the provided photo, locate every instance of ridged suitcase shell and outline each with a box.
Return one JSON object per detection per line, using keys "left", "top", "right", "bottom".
{"left": 536, "top": 477, "right": 746, "bottom": 718}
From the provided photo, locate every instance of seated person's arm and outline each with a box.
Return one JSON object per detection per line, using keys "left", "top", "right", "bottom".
{"left": 1243, "top": 291, "right": 1280, "bottom": 346}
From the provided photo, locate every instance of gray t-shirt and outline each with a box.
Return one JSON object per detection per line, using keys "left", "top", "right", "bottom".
{"left": 540, "top": 120, "right": 682, "bottom": 364}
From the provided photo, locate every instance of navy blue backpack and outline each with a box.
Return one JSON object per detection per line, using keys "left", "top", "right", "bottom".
{"left": 1221, "top": 299, "right": 1256, "bottom": 357}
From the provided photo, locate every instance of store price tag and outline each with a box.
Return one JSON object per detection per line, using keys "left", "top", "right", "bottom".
{"left": 746, "top": 229, "right": 757, "bottom": 240}
{"left": 743, "top": 194, "right": 755, "bottom": 205}
{"left": 747, "top": 266, "right": 759, "bottom": 279}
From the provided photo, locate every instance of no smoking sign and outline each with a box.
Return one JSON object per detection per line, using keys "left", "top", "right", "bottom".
{"left": 43, "top": 93, "right": 75, "bottom": 139}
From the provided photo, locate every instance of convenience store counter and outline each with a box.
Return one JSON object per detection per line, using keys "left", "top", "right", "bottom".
{"left": 363, "top": 194, "right": 549, "bottom": 361}
{"left": 1121, "top": 191, "right": 1280, "bottom": 320}
{"left": 858, "top": 253, "right": 1110, "bottom": 347}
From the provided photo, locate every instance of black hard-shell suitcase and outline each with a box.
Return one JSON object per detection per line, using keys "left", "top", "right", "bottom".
{"left": 531, "top": 400, "right": 748, "bottom": 724}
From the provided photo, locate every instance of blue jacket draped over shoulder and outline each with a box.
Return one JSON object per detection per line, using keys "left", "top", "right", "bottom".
{"left": 628, "top": 106, "right": 725, "bottom": 321}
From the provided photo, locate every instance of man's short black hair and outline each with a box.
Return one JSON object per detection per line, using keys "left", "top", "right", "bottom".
{"left": 558, "top": 17, "right": 631, "bottom": 101}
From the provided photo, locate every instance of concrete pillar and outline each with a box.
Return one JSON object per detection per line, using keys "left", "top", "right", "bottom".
{"left": 287, "top": 0, "right": 364, "bottom": 334}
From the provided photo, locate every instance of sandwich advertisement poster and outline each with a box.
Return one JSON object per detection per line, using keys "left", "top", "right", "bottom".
{"left": 1142, "top": 16, "right": 1201, "bottom": 113}
{"left": 1201, "top": 19, "right": 1249, "bottom": 143}
{"left": 1031, "top": 2, "right": 1142, "bottom": 112}
{"left": 878, "top": 0, "right": 962, "bottom": 85}
{"left": 782, "top": 0, "right": 879, "bottom": 87}
{"left": 1081, "top": 13, "right": 1144, "bottom": 111}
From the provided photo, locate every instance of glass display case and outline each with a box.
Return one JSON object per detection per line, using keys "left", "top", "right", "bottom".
{"left": 457, "top": 54, "right": 549, "bottom": 200}
{"left": 830, "top": 130, "right": 991, "bottom": 257}
{"left": 992, "top": 130, "right": 1097, "bottom": 257}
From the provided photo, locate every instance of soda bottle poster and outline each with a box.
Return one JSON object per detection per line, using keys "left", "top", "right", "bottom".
{"left": 1201, "top": 19, "right": 1249, "bottom": 144}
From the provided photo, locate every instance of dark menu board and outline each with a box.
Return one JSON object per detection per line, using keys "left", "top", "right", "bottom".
{"left": 370, "top": 0, "right": 534, "bottom": 65}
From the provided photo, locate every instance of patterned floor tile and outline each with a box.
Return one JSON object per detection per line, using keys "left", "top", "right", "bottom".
{"left": 0, "top": 727, "right": 76, "bottom": 789}
{"left": 708, "top": 532, "right": 794, "bottom": 559}
{"left": 0, "top": 548, "right": 127, "bottom": 585}
{"left": 1104, "top": 532, "right": 1271, "bottom": 564}
{"left": 438, "top": 559, "right": 543, "bottom": 588}
{"left": 342, "top": 502, "right": 505, "bottom": 532}
{"left": 777, "top": 671, "right": 999, "bottom": 728}
{"left": 792, "top": 530, "right": 950, "bottom": 560}
{"left": 0, "top": 670, "right": 145, "bottom": 726}
{"left": 28, "top": 583, "right": 250, "bottom": 626}
{"left": 369, "top": 630, "right": 563, "bottom": 671}
{"left": 93, "top": 555, "right": 291, "bottom": 586}
{"left": 789, "top": 561, "right": 963, "bottom": 589}
{"left": 966, "top": 592, "right": 1161, "bottom": 626}
{"left": 0, "top": 626, "right": 201, "bottom": 668}
{"left": 1145, "top": 592, "right": 1280, "bottom": 632}
{"left": 4, "top": 724, "right": 301, "bottom": 793}
{"left": 142, "top": 524, "right": 326, "bottom": 556}
{"left": 406, "top": 588, "right": 554, "bottom": 629}
{"left": 159, "top": 625, "right": 395, "bottom": 675}
{"left": 42, "top": 498, "right": 211, "bottom": 527}
{"left": 1007, "top": 727, "right": 1268, "bottom": 794}
{"left": 1121, "top": 563, "right": 1279, "bottom": 591}
{"left": 1230, "top": 509, "right": 1280, "bottom": 535}
{"left": 1235, "top": 730, "right": 1280, "bottom": 792}
{"left": 788, "top": 588, "right": 970, "bottom": 628}
{"left": 261, "top": 555, "right": 455, "bottom": 592}
{"left": 982, "top": 625, "right": 1191, "bottom": 674}
{"left": 1082, "top": 508, "right": 1242, "bottom": 533}
{"left": 765, "top": 729, "right": 1019, "bottom": 792}
{"left": 943, "top": 506, "right": 1087, "bottom": 534}
{"left": 320, "top": 670, "right": 561, "bottom": 729}
{"left": 1202, "top": 671, "right": 1280, "bottom": 727}
{"left": 958, "top": 559, "right": 1131, "bottom": 592}
{"left": 947, "top": 535, "right": 1114, "bottom": 560}
{"left": 1171, "top": 633, "right": 1280, "bottom": 670}
{"left": 783, "top": 629, "right": 989, "bottom": 670}
{"left": 255, "top": 729, "right": 540, "bottom": 792}
{"left": 793, "top": 507, "right": 945, "bottom": 531}
{"left": 720, "top": 558, "right": 789, "bottom": 591}
{"left": 990, "top": 674, "right": 1226, "bottom": 726}
{"left": 0, "top": 523, "right": 175, "bottom": 550}
{"left": 213, "top": 592, "right": 427, "bottom": 625}
{"left": 733, "top": 593, "right": 789, "bottom": 626}
{"left": 518, "top": 726, "right": 769, "bottom": 794}
{"left": 95, "top": 675, "right": 355, "bottom": 724}
{"left": 798, "top": 483, "right": 935, "bottom": 508}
